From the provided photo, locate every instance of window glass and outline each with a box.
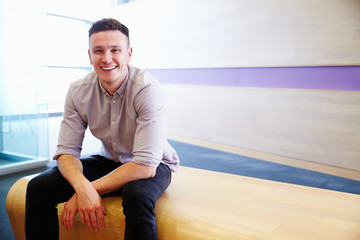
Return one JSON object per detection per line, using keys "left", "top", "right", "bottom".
{"left": 35, "top": 13, "right": 91, "bottom": 68}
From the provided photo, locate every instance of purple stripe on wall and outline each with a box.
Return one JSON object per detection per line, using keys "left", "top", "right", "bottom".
{"left": 148, "top": 66, "right": 360, "bottom": 91}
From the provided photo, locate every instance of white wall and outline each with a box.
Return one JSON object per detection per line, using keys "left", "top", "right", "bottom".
{"left": 110, "top": 0, "right": 360, "bottom": 68}
{"left": 163, "top": 84, "right": 360, "bottom": 171}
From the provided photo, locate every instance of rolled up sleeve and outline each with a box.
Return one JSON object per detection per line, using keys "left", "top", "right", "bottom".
{"left": 53, "top": 86, "right": 87, "bottom": 160}
{"left": 132, "top": 82, "right": 166, "bottom": 167}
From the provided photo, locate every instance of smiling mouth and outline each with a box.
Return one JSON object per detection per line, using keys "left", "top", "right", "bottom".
{"left": 100, "top": 66, "right": 117, "bottom": 71}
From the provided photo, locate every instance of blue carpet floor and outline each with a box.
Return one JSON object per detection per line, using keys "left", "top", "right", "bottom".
{"left": 1, "top": 165, "right": 50, "bottom": 240}
{"left": 168, "top": 140, "right": 360, "bottom": 195}
{"left": 1, "top": 140, "right": 360, "bottom": 240}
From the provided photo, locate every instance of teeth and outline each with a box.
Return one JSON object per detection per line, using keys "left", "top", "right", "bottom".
{"left": 101, "top": 66, "right": 116, "bottom": 70}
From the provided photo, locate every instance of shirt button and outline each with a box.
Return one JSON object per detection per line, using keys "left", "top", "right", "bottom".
{"left": 113, "top": 142, "right": 116, "bottom": 146}
{"left": 113, "top": 100, "right": 116, "bottom": 103}
{"left": 112, "top": 121, "right": 115, "bottom": 124}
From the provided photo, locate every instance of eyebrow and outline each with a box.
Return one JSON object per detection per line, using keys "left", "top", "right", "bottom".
{"left": 92, "top": 45, "right": 122, "bottom": 49}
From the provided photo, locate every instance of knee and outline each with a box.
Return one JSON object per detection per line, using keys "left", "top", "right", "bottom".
{"left": 26, "top": 174, "right": 54, "bottom": 203}
{"left": 27, "top": 175, "right": 44, "bottom": 196}
{"left": 26, "top": 167, "right": 75, "bottom": 207}
{"left": 122, "top": 184, "right": 155, "bottom": 211}
{"left": 26, "top": 176, "right": 48, "bottom": 208}
{"left": 26, "top": 168, "right": 62, "bottom": 199}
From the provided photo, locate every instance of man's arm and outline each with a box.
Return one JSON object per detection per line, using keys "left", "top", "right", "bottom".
{"left": 58, "top": 154, "right": 156, "bottom": 232}
{"left": 92, "top": 161, "right": 156, "bottom": 195}
{"left": 57, "top": 154, "right": 85, "bottom": 190}
{"left": 57, "top": 154, "right": 106, "bottom": 232}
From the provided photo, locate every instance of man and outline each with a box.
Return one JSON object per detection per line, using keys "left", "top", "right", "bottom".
{"left": 25, "top": 18, "right": 179, "bottom": 240}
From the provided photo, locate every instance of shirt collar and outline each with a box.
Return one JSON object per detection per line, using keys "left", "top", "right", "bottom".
{"left": 98, "top": 69, "right": 129, "bottom": 99}
{"left": 115, "top": 73, "right": 129, "bottom": 98}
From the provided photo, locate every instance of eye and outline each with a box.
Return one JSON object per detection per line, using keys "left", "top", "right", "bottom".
{"left": 93, "top": 49, "right": 103, "bottom": 54}
{"left": 112, "top": 49, "right": 120, "bottom": 53}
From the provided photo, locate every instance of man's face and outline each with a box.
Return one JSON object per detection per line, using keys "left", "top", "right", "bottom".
{"left": 88, "top": 30, "right": 132, "bottom": 87}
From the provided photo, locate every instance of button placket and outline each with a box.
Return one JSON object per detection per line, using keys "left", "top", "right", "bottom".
{"left": 110, "top": 97, "right": 117, "bottom": 151}
{"left": 109, "top": 93, "right": 124, "bottom": 152}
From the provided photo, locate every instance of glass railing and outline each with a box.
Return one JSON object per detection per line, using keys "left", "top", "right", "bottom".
{"left": 0, "top": 111, "right": 49, "bottom": 175}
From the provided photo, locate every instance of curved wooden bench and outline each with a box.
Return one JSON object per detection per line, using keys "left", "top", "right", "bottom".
{"left": 6, "top": 166, "right": 241, "bottom": 240}
{"left": 7, "top": 166, "right": 360, "bottom": 240}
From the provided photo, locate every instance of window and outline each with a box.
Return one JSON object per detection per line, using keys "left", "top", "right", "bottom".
{"left": 35, "top": 13, "right": 93, "bottom": 112}
{"left": 0, "top": 0, "right": 114, "bottom": 175}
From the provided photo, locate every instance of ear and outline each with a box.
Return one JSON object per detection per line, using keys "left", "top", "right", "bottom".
{"left": 88, "top": 49, "right": 93, "bottom": 65}
{"left": 127, "top": 47, "right": 133, "bottom": 63}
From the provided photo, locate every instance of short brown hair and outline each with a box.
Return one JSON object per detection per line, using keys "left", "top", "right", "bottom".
{"left": 89, "top": 18, "right": 130, "bottom": 45}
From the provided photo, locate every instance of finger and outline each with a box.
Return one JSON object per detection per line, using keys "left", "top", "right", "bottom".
{"left": 97, "top": 209, "right": 105, "bottom": 229}
{"left": 102, "top": 202, "right": 107, "bottom": 216}
{"left": 80, "top": 211, "right": 85, "bottom": 225}
{"left": 68, "top": 210, "right": 77, "bottom": 231}
{"left": 66, "top": 211, "right": 73, "bottom": 231}
{"left": 63, "top": 210, "right": 70, "bottom": 231}
{"left": 84, "top": 212, "right": 93, "bottom": 231}
{"left": 61, "top": 210, "right": 66, "bottom": 226}
{"left": 90, "top": 211, "right": 99, "bottom": 231}
{"left": 66, "top": 212, "right": 71, "bottom": 231}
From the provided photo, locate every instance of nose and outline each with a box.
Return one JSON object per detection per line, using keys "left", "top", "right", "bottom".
{"left": 102, "top": 51, "right": 112, "bottom": 64}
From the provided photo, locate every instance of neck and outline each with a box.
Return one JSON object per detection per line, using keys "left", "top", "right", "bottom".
{"left": 101, "top": 77, "right": 125, "bottom": 95}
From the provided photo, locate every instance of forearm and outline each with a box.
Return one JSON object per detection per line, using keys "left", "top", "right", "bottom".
{"left": 57, "top": 154, "right": 156, "bottom": 196}
{"left": 92, "top": 161, "right": 156, "bottom": 195}
{"left": 57, "top": 154, "right": 91, "bottom": 193}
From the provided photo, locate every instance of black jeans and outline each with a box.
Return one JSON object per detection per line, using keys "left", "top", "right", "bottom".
{"left": 25, "top": 155, "right": 172, "bottom": 240}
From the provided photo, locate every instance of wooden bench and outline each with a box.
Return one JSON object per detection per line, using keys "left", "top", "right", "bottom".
{"left": 6, "top": 166, "right": 360, "bottom": 240}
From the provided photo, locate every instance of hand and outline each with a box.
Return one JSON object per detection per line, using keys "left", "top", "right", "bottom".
{"left": 57, "top": 155, "right": 107, "bottom": 231}
{"left": 77, "top": 186, "right": 107, "bottom": 232}
{"left": 61, "top": 193, "right": 79, "bottom": 231}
